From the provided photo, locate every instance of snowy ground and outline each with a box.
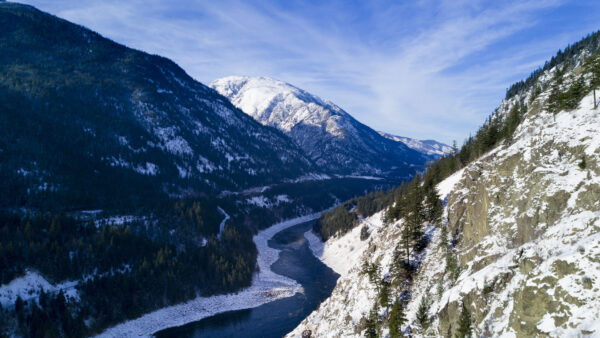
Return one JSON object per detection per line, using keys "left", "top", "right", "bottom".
{"left": 305, "top": 212, "right": 385, "bottom": 276}
{"left": 0, "top": 271, "right": 79, "bottom": 307}
{"left": 286, "top": 166, "right": 481, "bottom": 338}
{"left": 95, "top": 212, "right": 323, "bottom": 337}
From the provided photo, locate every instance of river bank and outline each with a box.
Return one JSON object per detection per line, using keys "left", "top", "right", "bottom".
{"left": 96, "top": 212, "right": 323, "bottom": 337}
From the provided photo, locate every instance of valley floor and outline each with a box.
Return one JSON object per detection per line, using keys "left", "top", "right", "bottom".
{"left": 95, "top": 212, "right": 323, "bottom": 337}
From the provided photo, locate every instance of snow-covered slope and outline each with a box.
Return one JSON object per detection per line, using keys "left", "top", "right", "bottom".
{"left": 210, "top": 76, "right": 429, "bottom": 178}
{"left": 378, "top": 132, "right": 452, "bottom": 158}
{"left": 288, "top": 56, "right": 600, "bottom": 337}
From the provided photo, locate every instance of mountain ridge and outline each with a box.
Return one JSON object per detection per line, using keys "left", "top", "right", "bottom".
{"left": 288, "top": 30, "right": 600, "bottom": 338}
{"left": 0, "top": 3, "right": 317, "bottom": 210}
{"left": 211, "top": 76, "right": 431, "bottom": 178}
{"left": 378, "top": 131, "right": 452, "bottom": 157}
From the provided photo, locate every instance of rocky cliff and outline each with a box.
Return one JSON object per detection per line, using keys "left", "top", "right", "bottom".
{"left": 288, "top": 43, "right": 600, "bottom": 337}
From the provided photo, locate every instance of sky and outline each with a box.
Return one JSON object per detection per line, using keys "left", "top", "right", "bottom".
{"left": 18, "top": 0, "right": 600, "bottom": 144}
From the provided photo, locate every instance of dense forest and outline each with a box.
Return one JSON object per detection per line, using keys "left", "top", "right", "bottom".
{"left": 0, "top": 174, "right": 393, "bottom": 337}
{"left": 0, "top": 204, "right": 256, "bottom": 336}
{"left": 313, "top": 189, "right": 396, "bottom": 240}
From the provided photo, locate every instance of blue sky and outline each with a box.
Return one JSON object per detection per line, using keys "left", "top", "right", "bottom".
{"left": 19, "top": 0, "right": 600, "bottom": 144}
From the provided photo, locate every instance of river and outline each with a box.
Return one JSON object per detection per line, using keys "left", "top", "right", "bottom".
{"left": 155, "top": 220, "right": 338, "bottom": 338}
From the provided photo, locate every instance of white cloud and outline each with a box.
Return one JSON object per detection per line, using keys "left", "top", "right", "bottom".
{"left": 18, "top": 0, "right": 599, "bottom": 143}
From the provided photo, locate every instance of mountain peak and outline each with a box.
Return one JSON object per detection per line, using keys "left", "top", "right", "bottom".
{"left": 211, "top": 76, "right": 429, "bottom": 177}
{"left": 378, "top": 132, "right": 452, "bottom": 157}
{"left": 211, "top": 76, "right": 345, "bottom": 132}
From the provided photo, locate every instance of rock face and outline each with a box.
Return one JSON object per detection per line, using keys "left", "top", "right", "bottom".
{"left": 288, "top": 54, "right": 600, "bottom": 336}
{"left": 211, "top": 76, "right": 429, "bottom": 178}
{"left": 0, "top": 4, "right": 315, "bottom": 210}
{"left": 438, "top": 89, "right": 600, "bottom": 337}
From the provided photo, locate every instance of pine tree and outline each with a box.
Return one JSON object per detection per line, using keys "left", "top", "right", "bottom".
{"left": 455, "top": 302, "right": 472, "bottom": 338}
{"left": 378, "top": 281, "right": 391, "bottom": 308}
{"left": 365, "top": 306, "right": 379, "bottom": 338}
{"left": 360, "top": 225, "right": 370, "bottom": 241}
{"left": 425, "top": 185, "right": 442, "bottom": 225}
{"left": 399, "top": 175, "right": 425, "bottom": 262}
{"left": 389, "top": 299, "right": 406, "bottom": 338}
{"left": 416, "top": 294, "right": 431, "bottom": 332}
{"left": 391, "top": 244, "right": 406, "bottom": 282}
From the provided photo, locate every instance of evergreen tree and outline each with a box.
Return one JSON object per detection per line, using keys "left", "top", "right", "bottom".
{"left": 378, "top": 281, "right": 391, "bottom": 308}
{"left": 360, "top": 225, "right": 370, "bottom": 241}
{"left": 389, "top": 299, "right": 406, "bottom": 338}
{"left": 400, "top": 221, "right": 412, "bottom": 264}
{"left": 425, "top": 185, "right": 443, "bottom": 225}
{"left": 455, "top": 302, "right": 473, "bottom": 338}
{"left": 365, "top": 306, "right": 379, "bottom": 338}
{"left": 391, "top": 244, "right": 407, "bottom": 282}
{"left": 416, "top": 294, "right": 431, "bottom": 332}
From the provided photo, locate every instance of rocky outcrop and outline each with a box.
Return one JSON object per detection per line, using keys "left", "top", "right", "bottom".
{"left": 288, "top": 63, "right": 600, "bottom": 337}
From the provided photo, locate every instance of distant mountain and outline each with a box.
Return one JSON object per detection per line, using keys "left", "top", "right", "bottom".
{"left": 0, "top": 3, "right": 315, "bottom": 211}
{"left": 211, "top": 76, "right": 428, "bottom": 178}
{"left": 378, "top": 132, "right": 452, "bottom": 158}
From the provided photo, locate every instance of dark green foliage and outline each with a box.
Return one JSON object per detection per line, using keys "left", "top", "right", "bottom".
{"left": 388, "top": 299, "right": 406, "bottom": 338}
{"left": 362, "top": 261, "right": 382, "bottom": 284}
{"left": 354, "top": 190, "right": 395, "bottom": 217}
{"left": 314, "top": 188, "right": 395, "bottom": 240}
{"left": 360, "top": 225, "right": 370, "bottom": 241}
{"left": 314, "top": 204, "right": 358, "bottom": 240}
{"left": 546, "top": 73, "right": 587, "bottom": 114}
{"left": 502, "top": 103, "right": 525, "bottom": 143}
{"left": 0, "top": 211, "right": 257, "bottom": 335}
{"left": 386, "top": 173, "right": 438, "bottom": 265}
{"left": 585, "top": 54, "right": 600, "bottom": 89}
{"left": 441, "top": 225, "right": 461, "bottom": 281}
{"left": 365, "top": 305, "right": 380, "bottom": 338}
{"left": 505, "top": 30, "right": 600, "bottom": 100}
{"left": 405, "top": 175, "right": 425, "bottom": 244}
{"left": 416, "top": 294, "right": 431, "bottom": 332}
{"left": 378, "top": 281, "right": 391, "bottom": 308}
{"left": 390, "top": 244, "right": 414, "bottom": 283}
{"left": 455, "top": 302, "right": 473, "bottom": 338}
{"left": 579, "top": 156, "right": 587, "bottom": 170}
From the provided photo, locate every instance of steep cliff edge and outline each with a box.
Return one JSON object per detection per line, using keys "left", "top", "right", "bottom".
{"left": 288, "top": 47, "right": 600, "bottom": 337}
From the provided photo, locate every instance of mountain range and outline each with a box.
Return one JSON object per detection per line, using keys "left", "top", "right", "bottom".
{"left": 3, "top": 2, "right": 597, "bottom": 338}
{"left": 0, "top": 3, "right": 317, "bottom": 210}
{"left": 211, "top": 76, "right": 442, "bottom": 177}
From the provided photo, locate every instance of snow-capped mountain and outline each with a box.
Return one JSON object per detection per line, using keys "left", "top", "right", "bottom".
{"left": 0, "top": 4, "right": 315, "bottom": 210}
{"left": 378, "top": 132, "right": 452, "bottom": 157}
{"left": 211, "top": 76, "right": 429, "bottom": 178}
{"left": 288, "top": 34, "right": 600, "bottom": 337}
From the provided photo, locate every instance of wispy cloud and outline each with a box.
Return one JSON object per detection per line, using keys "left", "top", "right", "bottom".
{"left": 19, "top": 0, "right": 600, "bottom": 143}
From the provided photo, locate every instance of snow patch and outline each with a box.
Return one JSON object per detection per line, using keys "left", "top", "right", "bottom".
{"left": 96, "top": 212, "right": 325, "bottom": 337}
{"left": 0, "top": 271, "right": 79, "bottom": 307}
